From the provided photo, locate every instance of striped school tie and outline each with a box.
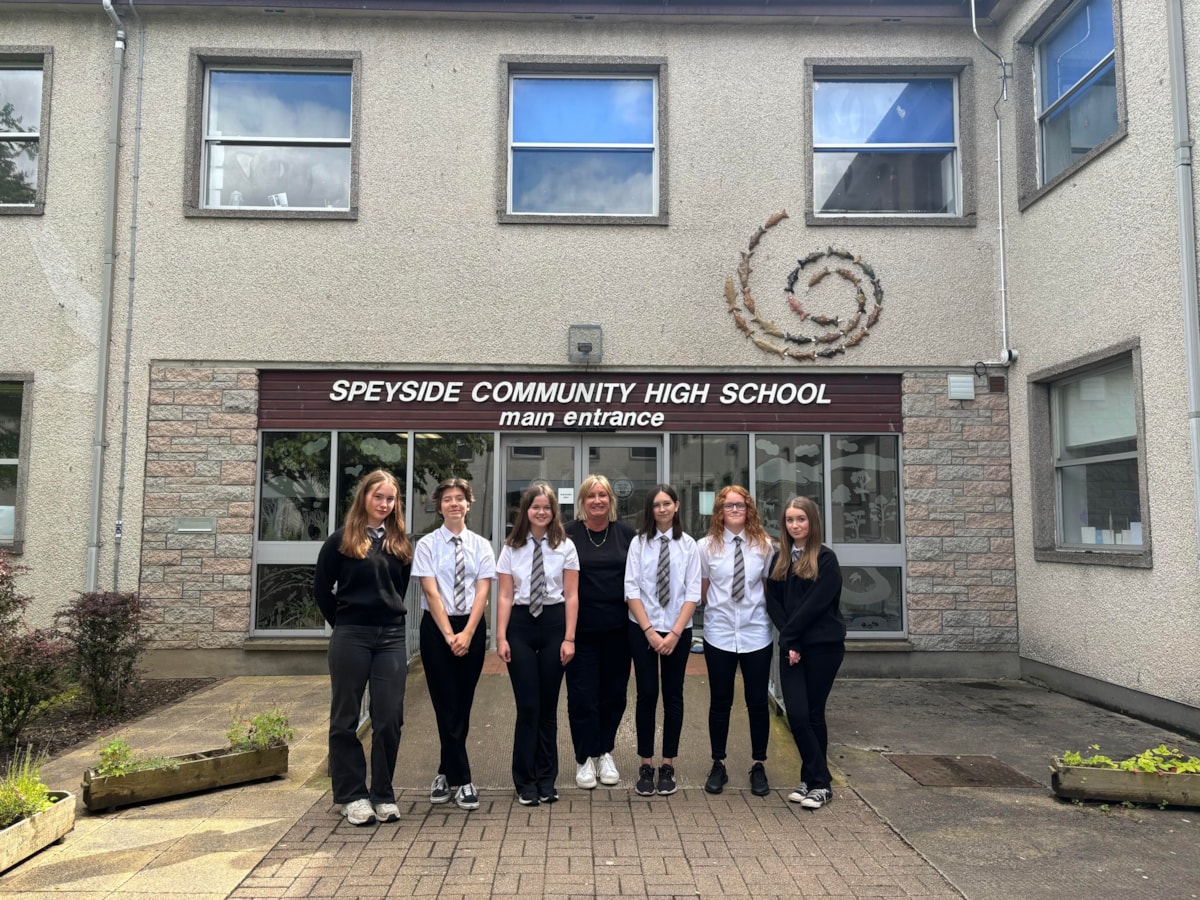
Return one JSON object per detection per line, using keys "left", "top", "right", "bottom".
{"left": 656, "top": 536, "right": 671, "bottom": 607}
{"left": 452, "top": 536, "right": 466, "bottom": 612}
{"left": 732, "top": 536, "right": 745, "bottom": 603}
{"left": 529, "top": 538, "right": 546, "bottom": 618}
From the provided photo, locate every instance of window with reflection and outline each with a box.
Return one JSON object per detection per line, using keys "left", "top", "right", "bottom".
{"left": 412, "top": 433, "right": 495, "bottom": 540}
{"left": 813, "top": 76, "right": 959, "bottom": 216}
{"left": 0, "top": 382, "right": 24, "bottom": 544}
{"left": 0, "top": 60, "right": 43, "bottom": 207}
{"left": 202, "top": 67, "right": 352, "bottom": 210}
{"left": 508, "top": 73, "right": 658, "bottom": 216}
{"left": 259, "top": 432, "right": 331, "bottom": 542}
{"left": 830, "top": 435, "right": 900, "bottom": 544}
{"left": 335, "top": 432, "right": 407, "bottom": 524}
{"left": 669, "top": 434, "right": 749, "bottom": 539}
{"left": 754, "top": 434, "right": 824, "bottom": 538}
{"left": 255, "top": 563, "right": 324, "bottom": 631}
{"left": 840, "top": 566, "right": 903, "bottom": 633}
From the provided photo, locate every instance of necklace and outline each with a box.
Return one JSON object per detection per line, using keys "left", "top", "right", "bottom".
{"left": 585, "top": 524, "right": 610, "bottom": 548}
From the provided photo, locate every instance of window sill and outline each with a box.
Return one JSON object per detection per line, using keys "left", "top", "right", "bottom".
{"left": 806, "top": 211, "right": 975, "bottom": 228}
{"left": 184, "top": 206, "right": 357, "bottom": 221}
{"left": 243, "top": 636, "right": 329, "bottom": 650}
{"left": 1034, "top": 546, "right": 1151, "bottom": 569}
{"left": 498, "top": 212, "right": 668, "bottom": 227}
{"left": 0, "top": 541, "right": 24, "bottom": 555}
{"left": 846, "top": 639, "right": 914, "bottom": 650}
{"left": 0, "top": 204, "right": 44, "bottom": 216}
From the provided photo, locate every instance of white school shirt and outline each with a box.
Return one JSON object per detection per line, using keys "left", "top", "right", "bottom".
{"left": 496, "top": 535, "right": 580, "bottom": 608}
{"left": 412, "top": 525, "right": 497, "bottom": 615}
{"left": 699, "top": 530, "right": 773, "bottom": 653}
{"left": 624, "top": 530, "right": 702, "bottom": 633}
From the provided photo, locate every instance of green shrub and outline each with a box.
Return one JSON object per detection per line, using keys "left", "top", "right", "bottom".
{"left": 94, "top": 738, "right": 178, "bottom": 777}
{"left": 56, "top": 591, "right": 148, "bottom": 716}
{"left": 227, "top": 709, "right": 293, "bottom": 751}
{"left": 1061, "top": 743, "right": 1200, "bottom": 774}
{"left": 0, "top": 746, "right": 53, "bottom": 829}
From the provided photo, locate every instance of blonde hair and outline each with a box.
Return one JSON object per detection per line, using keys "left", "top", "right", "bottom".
{"left": 575, "top": 474, "right": 618, "bottom": 522}
{"left": 340, "top": 469, "right": 413, "bottom": 562}
{"left": 770, "top": 495, "right": 822, "bottom": 582}
{"left": 704, "top": 486, "right": 771, "bottom": 553}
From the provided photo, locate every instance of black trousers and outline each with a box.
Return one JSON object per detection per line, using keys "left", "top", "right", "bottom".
{"left": 628, "top": 620, "right": 692, "bottom": 760}
{"left": 506, "top": 604, "right": 567, "bottom": 796}
{"left": 419, "top": 611, "right": 487, "bottom": 786}
{"left": 565, "top": 625, "right": 630, "bottom": 764}
{"left": 327, "top": 622, "right": 407, "bottom": 805}
{"left": 778, "top": 644, "right": 844, "bottom": 790}
{"left": 702, "top": 641, "right": 773, "bottom": 762}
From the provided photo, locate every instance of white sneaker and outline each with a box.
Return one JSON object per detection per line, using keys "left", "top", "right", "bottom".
{"left": 575, "top": 758, "right": 597, "bottom": 789}
{"left": 596, "top": 753, "right": 620, "bottom": 786}
{"left": 373, "top": 802, "right": 400, "bottom": 823}
{"left": 341, "top": 798, "right": 376, "bottom": 826}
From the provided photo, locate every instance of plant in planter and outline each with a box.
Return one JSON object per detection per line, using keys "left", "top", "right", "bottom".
{"left": 82, "top": 709, "right": 292, "bottom": 812}
{"left": 1051, "top": 744, "right": 1200, "bottom": 808}
{"left": 0, "top": 746, "right": 75, "bottom": 872}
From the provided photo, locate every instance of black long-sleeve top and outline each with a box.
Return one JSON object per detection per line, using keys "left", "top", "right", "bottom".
{"left": 764, "top": 545, "right": 846, "bottom": 653}
{"left": 313, "top": 528, "right": 412, "bottom": 628}
{"left": 565, "top": 519, "right": 636, "bottom": 634}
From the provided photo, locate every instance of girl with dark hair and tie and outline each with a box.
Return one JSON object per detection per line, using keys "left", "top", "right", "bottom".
{"left": 624, "top": 484, "right": 701, "bottom": 797}
{"left": 412, "top": 477, "right": 496, "bottom": 812}
{"left": 314, "top": 469, "right": 413, "bottom": 827}
{"left": 765, "top": 495, "right": 846, "bottom": 810}
{"left": 496, "top": 483, "right": 579, "bottom": 806}
{"left": 699, "top": 485, "right": 776, "bottom": 797}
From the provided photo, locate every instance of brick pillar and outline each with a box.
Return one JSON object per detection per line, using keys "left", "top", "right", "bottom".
{"left": 140, "top": 365, "right": 258, "bottom": 649}
{"left": 902, "top": 373, "right": 1017, "bottom": 651}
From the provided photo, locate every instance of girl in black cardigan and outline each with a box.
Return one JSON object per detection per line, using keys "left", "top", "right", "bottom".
{"left": 765, "top": 495, "right": 845, "bottom": 810}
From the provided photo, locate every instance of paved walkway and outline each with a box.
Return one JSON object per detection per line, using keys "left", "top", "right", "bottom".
{"left": 2, "top": 666, "right": 1199, "bottom": 898}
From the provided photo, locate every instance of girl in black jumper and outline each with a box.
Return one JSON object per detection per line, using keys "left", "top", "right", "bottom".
{"left": 314, "top": 469, "right": 413, "bottom": 827}
{"left": 765, "top": 495, "right": 845, "bottom": 810}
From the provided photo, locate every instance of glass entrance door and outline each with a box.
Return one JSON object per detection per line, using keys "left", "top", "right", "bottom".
{"left": 500, "top": 435, "right": 661, "bottom": 540}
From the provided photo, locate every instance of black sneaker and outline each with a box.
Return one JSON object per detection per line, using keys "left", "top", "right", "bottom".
{"left": 430, "top": 774, "right": 450, "bottom": 804}
{"left": 800, "top": 787, "right": 832, "bottom": 809}
{"left": 454, "top": 783, "right": 480, "bottom": 811}
{"left": 749, "top": 762, "right": 770, "bottom": 797}
{"left": 704, "top": 760, "right": 728, "bottom": 794}
{"left": 539, "top": 788, "right": 559, "bottom": 803}
{"left": 635, "top": 764, "right": 656, "bottom": 796}
{"left": 516, "top": 791, "right": 539, "bottom": 806}
{"left": 656, "top": 763, "right": 677, "bottom": 796}
{"left": 786, "top": 782, "right": 809, "bottom": 803}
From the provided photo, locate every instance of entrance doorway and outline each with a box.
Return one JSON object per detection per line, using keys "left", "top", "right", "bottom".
{"left": 500, "top": 435, "right": 662, "bottom": 538}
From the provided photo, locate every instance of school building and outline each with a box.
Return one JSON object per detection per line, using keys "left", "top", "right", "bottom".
{"left": 3, "top": 0, "right": 1199, "bottom": 733}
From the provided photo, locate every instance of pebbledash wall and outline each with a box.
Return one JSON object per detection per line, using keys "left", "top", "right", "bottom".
{"left": 138, "top": 363, "right": 1016, "bottom": 677}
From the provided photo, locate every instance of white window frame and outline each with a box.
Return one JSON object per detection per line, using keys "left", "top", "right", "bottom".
{"left": 0, "top": 48, "right": 51, "bottom": 215}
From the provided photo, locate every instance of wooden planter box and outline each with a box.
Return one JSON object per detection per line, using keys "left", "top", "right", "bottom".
{"left": 1051, "top": 759, "right": 1200, "bottom": 807}
{"left": 82, "top": 745, "right": 288, "bottom": 812}
{"left": 0, "top": 791, "right": 76, "bottom": 873}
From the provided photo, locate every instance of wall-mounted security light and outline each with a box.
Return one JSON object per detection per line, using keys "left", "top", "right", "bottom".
{"left": 568, "top": 324, "right": 603, "bottom": 364}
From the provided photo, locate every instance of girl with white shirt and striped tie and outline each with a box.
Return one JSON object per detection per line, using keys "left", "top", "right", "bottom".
{"left": 412, "top": 478, "right": 496, "bottom": 812}
{"left": 496, "top": 484, "right": 579, "bottom": 806}
{"left": 624, "top": 484, "right": 702, "bottom": 797}
{"left": 698, "top": 486, "right": 776, "bottom": 798}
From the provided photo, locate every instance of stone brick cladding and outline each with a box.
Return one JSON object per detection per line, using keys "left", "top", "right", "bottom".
{"left": 140, "top": 365, "right": 258, "bottom": 650}
{"left": 902, "top": 373, "right": 1017, "bottom": 651}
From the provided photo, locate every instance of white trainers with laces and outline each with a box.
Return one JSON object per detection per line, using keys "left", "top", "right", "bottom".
{"left": 596, "top": 752, "right": 620, "bottom": 785}
{"left": 373, "top": 802, "right": 400, "bottom": 823}
{"left": 342, "top": 798, "right": 376, "bottom": 826}
{"left": 575, "top": 757, "right": 598, "bottom": 789}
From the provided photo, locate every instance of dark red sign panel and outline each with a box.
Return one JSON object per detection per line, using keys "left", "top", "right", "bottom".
{"left": 258, "top": 371, "right": 902, "bottom": 433}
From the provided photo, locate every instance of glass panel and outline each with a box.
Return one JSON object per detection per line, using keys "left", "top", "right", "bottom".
{"left": 0, "top": 383, "right": 21, "bottom": 459}
{"left": 412, "top": 433, "right": 495, "bottom": 539}
{"left": 585, "top": 444, "right": 660, "bottom": 530}
{"left": 814, "top": 149, "right": 957, "bottom": 214}
{"left": 0, "top": 465, "right": 15, "bottom": 541}
{"left": 503, "top": 445, "right": 575, "bottom": 539}
{"left": 1038, "top": 0, "right": 1114, "bottom": 109}
{"left": 841, "top": 565, "right": 903, "bottom": 633}
{"left": 512, "top": 78, "right": 654, "bottom": 144}
{"left": 511, "top": 148, "right": 654, "bottom": 215}
{"left": 1060, "top": 457, "right": 1142, "bottom": 545}
{"left": 1055, "top": 363, "right": 1135, "bottom": 460}
{"left": 335, "top": 432, "right": 408, "bottom": 526}
{"left": 259, "top": 432, "right": 331, "bottom": 541}
{"left": 207, "top": 70, "right": 352, "bottom": 139}
{"left": 831, "top": 435, "right": 900, "bottom": 544}
{"left": 204, "top": 144, "right": 350, "bottom": 209}
{"left": 754, "top": 435, "right": 824, "bottom": 539}
{"left": 1039, "top": 59, "right": 1117, "bottom": 183}
{"left": 254, "top": 563, "right": 324, "bottom": 630}
{"left": 0, "top": 68, "right": 42, "bottom": 130}
{"left": 669, "top": 434, "right": 750, "bottom": 539}
{"left": 813, "top": 79, "right": 954, "bottom": 145}
{"left": 0, "top": 140, "right": 37, "bottom": 204}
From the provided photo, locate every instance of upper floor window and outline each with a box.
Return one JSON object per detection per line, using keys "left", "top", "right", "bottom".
{"left": 1035, "top": 0, "right": 1118, "bottom": 185}
{"left": 1, "top": 50, "right": 50, "bottom": 215}
{"left": 499, "top": 58, "right": 667, "bottom": 225}
{"left": 186, "top": 51, "right": 360, "bottom": 219}
{"left": 812, "top": 77, "right": 959, "bottom": 218}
